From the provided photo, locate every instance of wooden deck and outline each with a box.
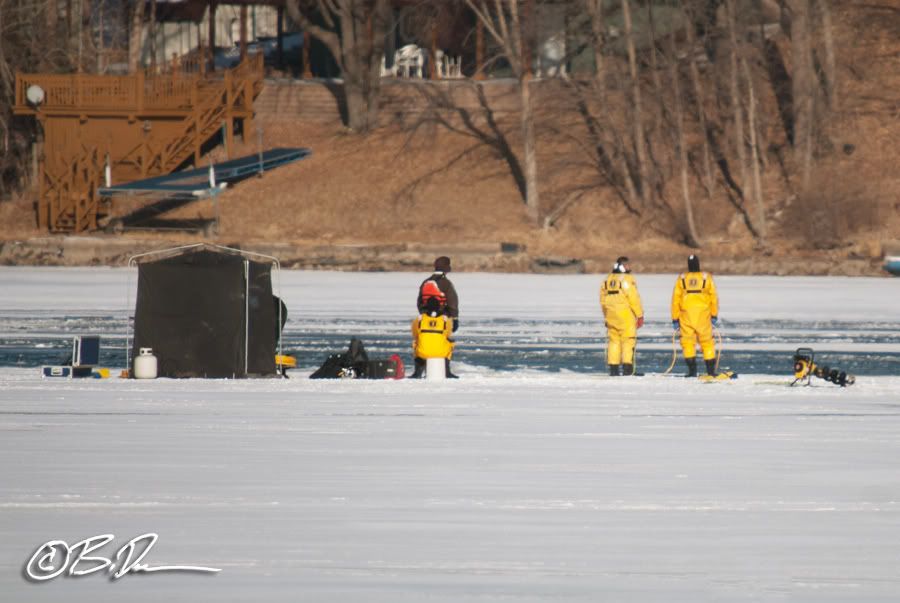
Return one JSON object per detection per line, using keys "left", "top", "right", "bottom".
{"left": 14, "top": 55, "right": 264, "bottom": 233}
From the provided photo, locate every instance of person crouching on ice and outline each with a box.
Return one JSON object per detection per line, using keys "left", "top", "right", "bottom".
{"left": 410, "top": 296, "right": 457, "bottom": 379}
{"left": 600, "top": 256, "right": 644, "bottom": 376}
{"left": 671, "top": 254, "right": 720, "bottom": 377}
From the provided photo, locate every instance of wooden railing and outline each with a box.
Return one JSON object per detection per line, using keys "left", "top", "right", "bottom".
{"left": 15, "top": 72, "right": 196, "bottom": 113}
{"left": 14, "top": 54, "right": 263, "bottom": 115}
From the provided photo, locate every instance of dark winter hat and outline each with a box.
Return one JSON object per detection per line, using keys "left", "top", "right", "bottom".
{"left": 688, "top": 254, "right": 701, "bottom": 272}
{"left": 434, "top": 256, "right": 452, "bottom": 273}
{"left": 613, "top": 256, "right": 630, "bottom": 274}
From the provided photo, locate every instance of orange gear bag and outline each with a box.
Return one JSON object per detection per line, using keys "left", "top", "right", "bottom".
{"left": 420, "top": 279, "right": 447, "bottom": 306}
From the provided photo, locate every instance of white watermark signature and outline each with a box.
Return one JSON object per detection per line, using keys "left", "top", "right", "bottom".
{"left": 25, "top": 533, "right": 221, "bottom": 582}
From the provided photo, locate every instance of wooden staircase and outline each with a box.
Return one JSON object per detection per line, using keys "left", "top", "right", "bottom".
{"left": 14, "top": 55, "right": 264, "bottom": 233}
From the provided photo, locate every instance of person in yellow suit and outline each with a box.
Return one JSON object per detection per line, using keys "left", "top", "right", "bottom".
{"left": 600, "top": 256, "right": 644, "bottom": 376}
{"left": 671, "top": 254, "right": 719, "bottom": 377}
{"left": 411, "top": 297, "right": 456, "bottom": 379}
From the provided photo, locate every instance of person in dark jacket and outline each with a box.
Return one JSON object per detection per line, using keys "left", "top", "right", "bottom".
{"left": 417, "top": 256, "right": 459, "bottom": 326}
{"left": 414, "top": 256, "right": 460, "bottom": 378}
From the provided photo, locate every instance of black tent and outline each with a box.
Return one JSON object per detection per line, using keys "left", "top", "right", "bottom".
{"left": 131, "top": 246, "right": 280, "bottom": 378}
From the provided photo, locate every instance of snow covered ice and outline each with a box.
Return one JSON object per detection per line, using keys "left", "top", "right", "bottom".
{"left": 1, "top": 267, "right": 899, "bottom": 602}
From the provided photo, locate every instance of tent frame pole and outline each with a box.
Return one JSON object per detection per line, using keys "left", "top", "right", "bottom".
{"left": 244, "top": 259, "right": 250, "bottom": 377}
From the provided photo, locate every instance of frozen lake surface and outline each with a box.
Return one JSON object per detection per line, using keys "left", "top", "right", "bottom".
{"left": 1, "top": 268, "right": 899, "bottom": 601}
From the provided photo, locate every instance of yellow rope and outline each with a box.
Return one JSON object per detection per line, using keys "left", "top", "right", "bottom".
{"left": 632, "top": 340, "right": 637, "bottom": 375}
{"left": 714, "top": 325, "right": 724, "bottom": 373}
{"left": 664, "top": 324, "right": 722, "bottom": 376}
{"left": 663, "top": 330, "right": 678, "bottom": 375}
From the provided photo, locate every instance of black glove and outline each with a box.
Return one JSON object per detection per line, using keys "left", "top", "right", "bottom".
{"left": 452, "top": 318, "right": 459, "bottom": 332}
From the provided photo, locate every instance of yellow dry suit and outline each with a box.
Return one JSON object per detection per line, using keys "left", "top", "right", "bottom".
{"left": 671, "top": 271, "right": 719, "bottom": 360}
{"left": 600, "top": 272, "right": 643, "bottom": 365}
{"left": 412, "top": 312, "right": 454, "bottom": 360}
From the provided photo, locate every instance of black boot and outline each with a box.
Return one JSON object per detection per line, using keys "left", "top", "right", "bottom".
{"left": 684, "top": 357, "right": 698, "bottom": 378}
{"left": 445, "top": 358, "right": 459, "bottom": 379}
{"left": 409, "top": 358, "right": 425, "bottom": 379}
{"left": 622, "top": 363, "right": 634, "bottom": 376}
{"left": 608, "top": 364, "right": 620, "bottom": 376}
{"left": 705, "top": 359, "right": 717, "bottom": 377}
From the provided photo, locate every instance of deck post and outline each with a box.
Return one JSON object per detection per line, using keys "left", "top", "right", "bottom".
{"left": 225, "top": 69, "right": 234, "bottom": 158}
{"left": 224, "top": 119, "right": 233, "bottom": 159}
{"left": 225, "top": 67, "right": 234, "bottom": 107}
{"left": 193, "top": 81, "right": 201, "bottom": 166}
{"left": 243, "top": 71, "right": 254, "bottom": 141}
{"left": 141, "top": 122, "right": 149, "bottom": 178}
{"left": 37, "top": 131, "right": 47, "bottom": 230}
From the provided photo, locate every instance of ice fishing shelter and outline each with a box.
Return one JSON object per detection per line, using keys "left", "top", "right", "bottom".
{"left": 129, "top": 244, "right": 281, "bottom": 378}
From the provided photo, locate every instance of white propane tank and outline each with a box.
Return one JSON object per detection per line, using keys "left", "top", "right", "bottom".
{"left": 425, "top": 357, "right": 446, "bottom": 380}
{"left": 133, "top": 347, "right": 158, "bottom": 379}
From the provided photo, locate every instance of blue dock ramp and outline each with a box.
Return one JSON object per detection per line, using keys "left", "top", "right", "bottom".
{"left": 99, "top": 147, "right": 311, "bottom": 198}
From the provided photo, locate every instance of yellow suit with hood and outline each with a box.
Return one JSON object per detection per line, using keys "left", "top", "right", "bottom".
{"left": 412, "top": 312, "right": 454, "bottom": 359}
{"left": 671, "top": 271, "right": 719, "bottom": 360}
{"left": 600, "top": 272, "right": 643, "bottom": 365}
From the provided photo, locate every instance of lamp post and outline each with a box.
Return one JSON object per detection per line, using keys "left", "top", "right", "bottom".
{"left": 26, "top": 85, "right": 46, "bottom": 221}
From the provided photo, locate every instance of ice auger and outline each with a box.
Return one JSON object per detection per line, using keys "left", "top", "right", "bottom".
{"left": 791, "top": 347, "right": 855, "bottom": 387}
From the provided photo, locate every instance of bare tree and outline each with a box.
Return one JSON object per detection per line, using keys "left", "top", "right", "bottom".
{"left": 46, "top": 0, "right": 57, "bottom": 36}
{"left": 646, "top": 2, "right": 665, "bottom": 138}
{"left": 814, "top": 0, "right": 836, "bottom": 110}
{"left": 560, "top": 1, "right": 655, "bottom": 221}
{"left": 128, "top": 0, "right": 145, "bottom": 72}
{"left": 0, "top": 0, "right": 73, "bottom": 198}
{"left": 585, "top": 0, "right": 605, "bottom": 97}
{"left": 149, "top": 0, "right": 158, "bottom": 70}
{"left": 725, "top": 0, "right": 749, "bottom": 201}
{"left": 285, "top": 0, "right": 390, "bottom": 133}
{"left": 680, "top": 0, "right": 715, "bottom": 198}
{"left": 404, "top": 81, "right": 529, "bottom": 206}
{"left": 668, "top": 40, "right": 701, "bottom": 247}
{"left": 741, "top": 55, "right": 767, "bottom": 242}
{"left": 621, "top": 0, "right": 649, "bottom": 207}
{"left": 789, "top": 0, "right": 814, "bottom": 190}
{"left": 465, "top": 0, "right": 540, "bottom": 222}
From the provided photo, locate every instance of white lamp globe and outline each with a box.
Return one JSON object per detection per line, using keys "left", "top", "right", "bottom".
{"left": 26, "top": 85, "right": 45, "bottom": 106}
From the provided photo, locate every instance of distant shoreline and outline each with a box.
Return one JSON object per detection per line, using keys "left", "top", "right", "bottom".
{"left": 0, "top": 236, "right": 890, "bottom": 277}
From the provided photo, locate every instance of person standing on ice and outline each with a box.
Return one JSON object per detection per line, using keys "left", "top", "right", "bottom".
{"left": 410, "top": 296, "right": 456, "bottom": 379}
{"left": 418, "top": 256, "right": 459, "bottom": 324}
{"left": 600, "top": 256, "right": 644, "bottom": 376}
{"left": 412, "top": 256, "right": 459, "bottom": 378}
{"left": 671, "top": 254, "right": 720, "bottom": 377}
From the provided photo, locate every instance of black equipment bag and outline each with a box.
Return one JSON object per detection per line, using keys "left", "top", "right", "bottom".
{"left": 309, "top": 339, "right": 404, "bottom": 379}
{"left": 366, "top": 359, "right": 399, "bottom": 379}
{"left": 310, "top": 338, "right": 369, "bottom": 379}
